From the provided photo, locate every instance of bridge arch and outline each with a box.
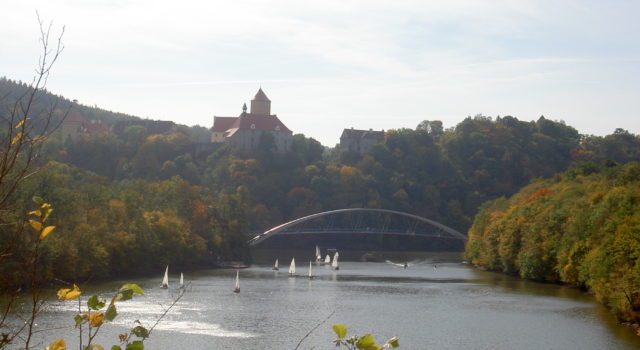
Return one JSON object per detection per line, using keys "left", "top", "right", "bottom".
{"left": 249, "top": 208, "right": 466, "bottom": 246}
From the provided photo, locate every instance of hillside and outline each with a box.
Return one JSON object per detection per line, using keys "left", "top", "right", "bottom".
{"left": 2, "top": 76, "right": 640, "bottom": 284}
{"left": 465, "top": 162, "right": 640, "bottom": 323}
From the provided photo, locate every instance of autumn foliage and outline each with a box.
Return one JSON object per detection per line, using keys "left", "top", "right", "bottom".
{"left": 465, "top": 162, "right": 640, "bottom": 323}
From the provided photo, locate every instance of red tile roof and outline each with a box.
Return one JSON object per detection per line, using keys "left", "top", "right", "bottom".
{"left": 253, "top": 88, "right": 270, "bottom": 102}
{"left": 233, "top": 113, "right": 291, "bottom": 132}
{"left": 212, "top": 113, "right": 291, "bottom": 134}
{"left": 81, "top": 121, "right": 110, "bottom": 134}
{"left": 65, "top": 111, "right": 85, "bottom": 123}
{"left": 212, "top": 116, "right": 238, "bottom": 132}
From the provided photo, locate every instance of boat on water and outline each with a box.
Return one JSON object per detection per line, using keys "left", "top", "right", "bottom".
{"left": 331, "top": 252, "right": 339, "bottom": 271}
{"left": 324, "top": 254, "right": 331, "bottom": 264}
{"left": 315, "top": 245, "right": 322, "bottom": 263}
{"left": 233, "top": 270, "right": 240, "bottom": 293}
{"left": 308, "top": 261, "right": 315, "bottom": 279}
{"left": 161, "top": 266, "right": 169, "bottom": 289}
{"left": 179, "top": 272, "right": 184, "bottom": 289}
{"left": 272, "top": 259, "right": 279, "bottom": 271}
{"left": 288, "top": 258, "right": 296, "bottom": 276}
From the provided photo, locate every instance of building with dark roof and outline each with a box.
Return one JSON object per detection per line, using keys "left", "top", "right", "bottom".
{"left": 340, "top": 128, "right": 385, "bottom": 154}
{"left": 211, "top": 88, "right": 292, "bottom": 152}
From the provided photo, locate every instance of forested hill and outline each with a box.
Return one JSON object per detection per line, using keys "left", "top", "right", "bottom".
{"left": 2, "top": 76, "right": 640, "bottom": 283}
{"left": 465, "top": 162, "right": 640, "bottom": 323}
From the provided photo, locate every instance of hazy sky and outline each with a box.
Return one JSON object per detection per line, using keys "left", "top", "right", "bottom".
{"left": 2, "top": 0, "right": 639, "bottom": 146}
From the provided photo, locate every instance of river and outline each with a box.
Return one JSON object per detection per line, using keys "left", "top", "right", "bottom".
{"left": 17, "top": 251, "right": 640, "bottom": 349}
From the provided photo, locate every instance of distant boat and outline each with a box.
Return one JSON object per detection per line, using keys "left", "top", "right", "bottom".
{"left": 233, "top": 270, "right": 240, "bottom": 293}
{"left": 308, "top": 261, "right": 315, "bottom": 279}
{"left": 385, "top": 260, "right": 410, "bottom": 269}
{"left": 272, "top": 259, "right": 279, "bottom": 271}
{"left": 179, "top": 272, "right": 184, "bottom": 289}
{"left": 331, "top": 252, "right": 339, "bottom": 271}
{"left": 324, "top": 254, "right": 331, "bottom": 264}
{"left": 289, "top": 258, "right": 296, "bottom": 276}
{"left": 161, "top": 266, "right": 169, "bottom": 289}
{"left": 315, "top": 245, "right": 322, "bottom": 262}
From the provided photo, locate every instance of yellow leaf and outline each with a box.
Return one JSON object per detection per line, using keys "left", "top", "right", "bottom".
{"left": 28, "top": 210, "right": 41, "bottom": 217}
{"left": 39, "top": 226, "right": 56, "bottom": 240}
{"left": 57, "top": 284, "right": 81, "bottom": 300}
{"left": 46, "top": 339, "right": 66, "bottom": 350}
{"left": 15, "top": 119, "right": 26, "bottom": 129}
{"left": 89, "top": 312, "right": 104, "bottom": 327}
{"left": 11, "top": 132, "right": 23, "bottom": 145}
{"left": 29, "top": 219, "right": 42, "bottom": 232}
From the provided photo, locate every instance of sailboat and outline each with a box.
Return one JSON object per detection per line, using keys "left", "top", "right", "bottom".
{"left": 324, "top": 254, "right": 331, "bottom": 265}
{"left": 161, "top": 266, "right": 169, "bottom": 289}
{"left": 308, "top": 261, "right": 315, "bottom": 279}
{"left": 233, "top": 270, "right": 240, "bottom": 293}
{"left": 331, "top": 252, "right": 339, "bottom": 271}
{"left": 315, "top": 245, "right": 322, "bottom": 263}
{"left": 272, "top": 259, "right": 279, "bottom": 271}
{"left": 288, "top": 258, "right": 296, "bottom": 276}
{"left": 179, "top": 273, "right": 184, "bottom": 289}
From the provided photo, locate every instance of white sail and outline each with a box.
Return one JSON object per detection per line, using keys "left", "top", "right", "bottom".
{"left": 331, "top": 252, "right": 339, "bottom": 270}
{"left": 315, "top": 245, "right": 322, "bottom": 261}
{"left": 324, "top": 254, "right": 331, "bottom": 264}
{"left": 234, "top": 270, "right": 240, "bottom": 293}
{"left": 161, "top": 266, "right": 169, "bottom": 288}
{"left": 273, "top": 259, "right": 279, "bottom": 270}
{"left": 179, "top": 272, "right": 184, "bottom": 288}
{"left": 289, "top": 258, "right": 296, "bottom": 275}
{"left": 308, "top": 261, "right": 313, "bottom": 278}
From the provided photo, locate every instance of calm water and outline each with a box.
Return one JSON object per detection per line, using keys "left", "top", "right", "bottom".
{"left": 18, "top": 252, "right": 640, "bottom": 349}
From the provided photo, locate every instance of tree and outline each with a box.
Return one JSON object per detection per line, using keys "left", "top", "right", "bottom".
{"left": 0, "top": 16, "right": 66, "bottom": 349}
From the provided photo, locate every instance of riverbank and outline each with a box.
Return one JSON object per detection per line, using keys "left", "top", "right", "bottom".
{"left": 465, "top": 162, "right": 640, "bottom": 325}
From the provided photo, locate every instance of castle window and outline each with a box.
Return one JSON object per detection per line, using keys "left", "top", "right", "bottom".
{"left": 251, "top": 124, "right": 256, "bottom": 129}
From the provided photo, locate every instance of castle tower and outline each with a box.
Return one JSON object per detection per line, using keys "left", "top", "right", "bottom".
{"left": 61, "top": 111, "right": 85, "bottom": 141}
{"left": 250, "top": 88, "right": 271, "bottom": 115}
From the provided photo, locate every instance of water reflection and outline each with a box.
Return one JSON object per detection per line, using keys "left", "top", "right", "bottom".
{"left": 9, "top": 251, "right": 640, "bottom": 349}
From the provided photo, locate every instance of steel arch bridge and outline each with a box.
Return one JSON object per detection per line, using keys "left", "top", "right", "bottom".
{"left": 248, "top": 208, "right": 467, "bottom": 246}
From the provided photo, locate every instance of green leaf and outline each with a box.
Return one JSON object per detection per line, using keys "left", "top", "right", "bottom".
{"left": 332, "top": 324, "right": 347, "bottom": 339}
{"left": 105, "top": 303, "right": 117, "bottom": 321}
{"left": 117, "top": 288, "right": 134, "bottom": 301}
{"left": 32, "top": 196, "right": 43, "bottom": 204}
{"left": 385, "top": 337, "right": 399, "bottom": 348}
{"left": 125, "top": 341, "right": 144, "bottom": 350}
{"left": 74, "top": 313, "right": 87, "bottom": 326}
{"left": 111, "top": 347, "right": 122, "bottom": 350}
{"left": 121, "top": 284, "right": 144, "bottom": 296}
{"left": 131, "top": 326, "right": 149, "bottom": 339}
{"left": 88, "top": 295, "right": 106, "bottom": 310}
{"left": 356, "top": 334, "right": 378, "bottom": 350}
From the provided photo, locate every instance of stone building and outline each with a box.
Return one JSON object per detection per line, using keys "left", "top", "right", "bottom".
{"left": 61, "top": 112, "right": 110, "bottom": 141}
{"left": 340, "top": 128, "right": 385, "bottom": 154}
{"left": 211, "top": 88, "right": 292, "bottom": 152}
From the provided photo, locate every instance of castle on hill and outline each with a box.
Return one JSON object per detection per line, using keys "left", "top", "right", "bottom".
{"left": 211, "top": 88, "right": 292, "bottom": 153}
{"left": 61, "top": 87, "right": 386, "bottom": 154}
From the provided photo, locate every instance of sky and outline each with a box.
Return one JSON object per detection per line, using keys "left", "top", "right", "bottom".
{"left": 1, "top": 0, "right": 639, "bottom": 146}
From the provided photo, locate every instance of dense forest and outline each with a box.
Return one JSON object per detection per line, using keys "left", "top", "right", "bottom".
{"left": 465, "top": 162, "right": 640, "bottom": 323}
{"left": 2, "top": 76, "right": 640, "bottom": 286}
